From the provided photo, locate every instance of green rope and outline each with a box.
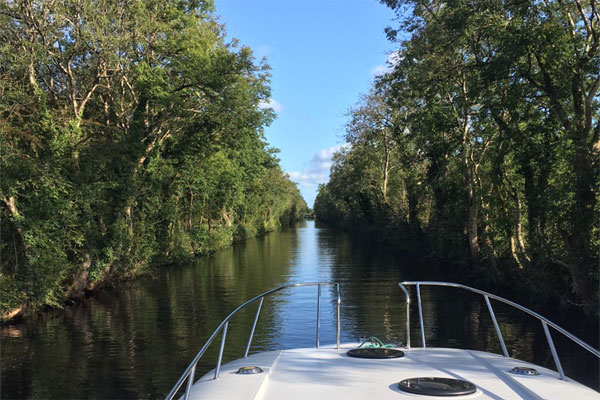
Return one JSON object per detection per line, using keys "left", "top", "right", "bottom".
{"left": 357, "top": 337, "right": 395, "bottom": 349}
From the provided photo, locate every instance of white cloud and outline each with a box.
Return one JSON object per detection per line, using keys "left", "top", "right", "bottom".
{"left": 259, "top": 98, "right": 283, "bottom": 113}
{"left": 371, "top": 51, "right": 402, "bottom": 77}
{"left": 287, "top": 171, "right": 327, "bottom": 188}
{"left": 287, "top": 144, "right": 347, "bottom": 188}
{"left": 371, "top": 64, "right": 389, "bottom": 77}
{"left": 314, "top": 145, "right": 341, "bottom": 162}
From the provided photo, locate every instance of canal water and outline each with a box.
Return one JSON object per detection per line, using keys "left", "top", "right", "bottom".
{"left": 2, "top": 221, "right": 598, "bottom": 398}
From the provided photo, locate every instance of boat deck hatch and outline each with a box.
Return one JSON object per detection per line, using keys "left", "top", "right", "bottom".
{"left": 397, "top": 377, "right": 477, "bottom": 396}
{"left": 346, "top": 348, "right": 405, "bottom": 359}
{"left": 236, "top": 366, "right": 263, "bottom": 375}
{"left": 508, "top": 366, "right": 539, "bottom": 376}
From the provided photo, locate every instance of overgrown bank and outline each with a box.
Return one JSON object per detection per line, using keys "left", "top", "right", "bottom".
{"left": 315, "top": 0, "right": 598, "bottom": 318}
{"left": 0, "top": 0, "right": 306, "bottom": 320}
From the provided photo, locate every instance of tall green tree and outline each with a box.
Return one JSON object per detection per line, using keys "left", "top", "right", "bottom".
{"left": 316, "top": 0, "right": 598, "bottom": 314}
{"left": 0, "top": 0, "right": 306, "bottom": 317}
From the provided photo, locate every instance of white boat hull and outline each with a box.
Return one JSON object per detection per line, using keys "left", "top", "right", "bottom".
{"left": 186, "top": 344, "right": 599, "bottom": 399}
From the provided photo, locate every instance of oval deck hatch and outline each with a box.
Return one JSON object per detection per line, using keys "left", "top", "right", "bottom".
{"left": 346, "top": 348, "right": 405, "bottom": 359}
{"left": 236, "top": 366, "right": 263, "bottom": 375}
{"left": 397, "top": 377, "right": 477, "bottom": 396}
{"left": 509, "top": 366, "right": 539, "bottom": 376}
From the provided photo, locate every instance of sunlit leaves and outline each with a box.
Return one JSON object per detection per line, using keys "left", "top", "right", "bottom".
{"left": 0, "top": 0, "right": 305, "bottom": 315}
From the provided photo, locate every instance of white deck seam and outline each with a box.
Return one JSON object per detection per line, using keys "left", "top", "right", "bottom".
{"left": 465, "top": 350, "right": 544, "bottom": 400}
{"left": 252, "top": 350, "right": 283, "bottom": 400}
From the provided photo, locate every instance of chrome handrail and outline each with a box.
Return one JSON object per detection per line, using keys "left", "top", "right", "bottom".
{"left": 165, "top": 282, "right": 341, "bottom": 400}
{"left": 399, "top": 281, "right": 600, "bottom": 381}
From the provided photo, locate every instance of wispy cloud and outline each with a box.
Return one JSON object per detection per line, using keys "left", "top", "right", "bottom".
{"left": 371, "top": 64, "right": 389, "bottom": 77}
{"left": 256, "top": 44, "right": 272, "bottom": 59}
{"left": 287, "top": 145, "right": 347, "bottom": 188}
{"left": 259, "top": 98, "right": 283, "bottom": 113}
{"left": 371, "top": 51, "right": 402, "bottom": 77}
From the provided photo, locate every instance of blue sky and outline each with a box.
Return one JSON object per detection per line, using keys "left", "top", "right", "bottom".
{"left": 213, "top": 0, "right": 396, "bottom": 206}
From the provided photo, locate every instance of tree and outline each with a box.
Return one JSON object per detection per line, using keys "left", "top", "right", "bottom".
{"left": 0, "top": 0, "right": 306, "bottom": 317}
{"left": 316, "top": 0, "right": 598, "bottom": 314}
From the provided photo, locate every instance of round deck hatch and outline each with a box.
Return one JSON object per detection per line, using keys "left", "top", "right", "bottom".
{"left": 509, "top": 366, "right": 539, "bottom": 376}
{"left": 397, "top": 377, "right": 477, "bottom": 396}
{"left": 346, "top": 348, "right": 405, "bottom": 359}
{"left": 236, "top": 366, "right": 263, "bottom": 375}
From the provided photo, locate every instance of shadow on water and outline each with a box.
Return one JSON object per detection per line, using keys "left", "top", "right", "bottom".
{"left": 1, "top": 221, "right": 598, "bottom": 399}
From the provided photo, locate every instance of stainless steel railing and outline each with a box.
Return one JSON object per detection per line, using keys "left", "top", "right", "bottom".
{"left": 399, "top": 281, "right": 600, "bottom": 380}
{"left": 165, "top": 282, "right": 341, "bottom": 400}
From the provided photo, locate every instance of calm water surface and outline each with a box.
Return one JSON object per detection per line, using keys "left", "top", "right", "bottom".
{"left": 2, "top": 221, "right": 598, "bottom": 398}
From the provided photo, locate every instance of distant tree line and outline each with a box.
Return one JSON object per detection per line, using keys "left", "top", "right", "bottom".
{"left": 315, "top": 0, "right": 598, "bottom": 315}
{"left": 0, "top": 0, "right": 306, "bottom": 318}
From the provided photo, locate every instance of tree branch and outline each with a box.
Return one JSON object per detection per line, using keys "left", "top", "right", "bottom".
{"left": 584, "top": 75, "right": 600, "bottom": 135}
{"left": 574, "top": 0, "right": 594, "bottom": 37}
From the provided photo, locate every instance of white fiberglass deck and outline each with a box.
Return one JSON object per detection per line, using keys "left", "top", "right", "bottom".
{"left": 186, "top": 345, "right": 599, "bottom": 399}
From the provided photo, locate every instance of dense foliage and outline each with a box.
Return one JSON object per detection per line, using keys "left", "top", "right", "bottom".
{"left": 315, "top": 0, "right": 598, "bottom": 315}
{"left": 0, "top": 0, "right": 306, "bottom": 317}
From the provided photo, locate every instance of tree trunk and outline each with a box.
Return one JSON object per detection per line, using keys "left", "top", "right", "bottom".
{"left": 12, "top": 232, "right": 19, "bottom": 274}
{"left": 65, "top": 253, "right": 91, "bottom": 299}
{"left": 382, "top": 150, "right": 389, "bottom": 202}
{"left": 461, "top": 124, "right": 480, "bottom": 263}
{"left": 510, "top": 237, "right": 524, "bottom": 269}
{"left": 187, "top": 190, "right": 194, "bottom": 230}
{"left": 465, "top": 168, "right": 480, "bottom": 262}
{"left": 2, "top": 196, "right": 28, "bottom": 250}
{"left": 513, "top": 192, "right": 530, "bottom": 263}
{"left": 503, "top": 171, "right": 530, "bottom": 265}
{"left": 407, "top": 189, "right": 419, "bottom": 231}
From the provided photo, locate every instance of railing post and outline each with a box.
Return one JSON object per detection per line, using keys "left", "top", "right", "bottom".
{"left": 214, "top": 322, "right": 229, "bottom": 380}
{"left": 336, "top": 284, "right": 341, "bottom": 350}
{"left": 245, "top": 297, "right": 264, "bottom": 358}
{"left": 484, "top": 295, "right": 509, "bottom": 358}
{"left": 406, "top": 298, "right": 411, "bottom": 348}
{"left": 542, "top": 321, "right": 565, "bottom": 380}
{"left": 416, "top": 283, "right": 426, "bottom": 348}
{"left": 399, "top": 284, "right": 411, "bottom": 349}
{"left": 316, "top": 284, "right": 321, "bottom": 348}
{"left": 183, "top": 364, "right": 196, "bottom": 400}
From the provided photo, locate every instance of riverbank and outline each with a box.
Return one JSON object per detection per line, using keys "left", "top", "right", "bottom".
{"left": 3, "top": 221, "right": 597, "bottom": 399}
{"left": 1, "top": 216, "right": 306, "bottom": 323}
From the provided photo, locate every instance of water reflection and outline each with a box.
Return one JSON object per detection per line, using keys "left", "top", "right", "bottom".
{"left": 1, "top": 221, "right": 598, "bottom": 399}
{"left": 315, "top": 221, "right": 598, "bottom": 391}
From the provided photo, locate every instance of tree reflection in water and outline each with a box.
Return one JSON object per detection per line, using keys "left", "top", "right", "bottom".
{"left": 2, "top": 221, "right": 598, "bottom": 399}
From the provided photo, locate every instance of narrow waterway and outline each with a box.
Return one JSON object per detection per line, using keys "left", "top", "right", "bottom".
{"left": 2, "top": 221, "right": 598, "bottom": 398}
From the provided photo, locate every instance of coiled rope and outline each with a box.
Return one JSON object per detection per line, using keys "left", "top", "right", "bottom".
{"left": 357, "top": 337, "right": 395, "bottom": 349}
